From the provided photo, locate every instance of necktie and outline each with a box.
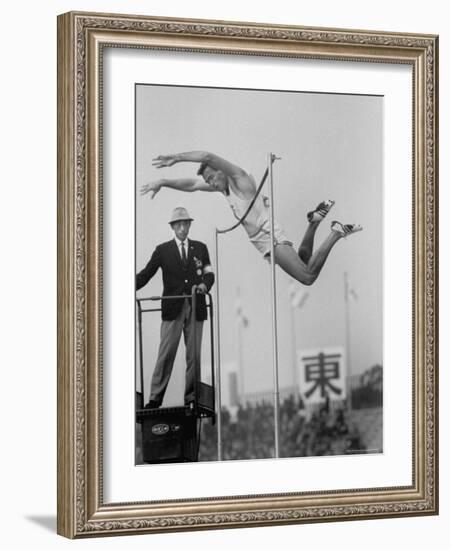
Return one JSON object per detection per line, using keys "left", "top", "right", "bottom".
{"left": 181, "top": 242, "right": 187, "bottom": 266}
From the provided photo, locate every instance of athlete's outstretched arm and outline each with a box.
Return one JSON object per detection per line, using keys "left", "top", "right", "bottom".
{"left": 140, "top": 177, "right": 215, "bottom": 198}
{"left": 154, "top": 151, "right": 251, "bottom": 176}
{"left": 152, "top": 151, "right": 255, "bottom": 196}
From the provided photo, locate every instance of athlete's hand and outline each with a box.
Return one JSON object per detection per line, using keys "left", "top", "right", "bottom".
{"left": 152, "top": 154, "right": 178, "bottom": 169}
{"left": 140, "top": 179, "right": 163, "bottom": 198}
{"left": 196, "top": 283, "right": 208, "bottom": 294}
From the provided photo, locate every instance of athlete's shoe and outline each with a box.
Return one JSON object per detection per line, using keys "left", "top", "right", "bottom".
{"left": 331, "top": 220, "right": 363, "bottom": 237}
{"left": 307, "top": 200, "right": 335, "bottom": 223}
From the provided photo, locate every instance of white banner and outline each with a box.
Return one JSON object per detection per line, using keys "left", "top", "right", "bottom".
{"left": 298, "top": 347, "right": 346, "bottom": 405}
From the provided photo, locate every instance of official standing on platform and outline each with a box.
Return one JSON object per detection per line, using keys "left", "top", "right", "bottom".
{"left": 136, "top": 207, "right": 215, "bottom": 409}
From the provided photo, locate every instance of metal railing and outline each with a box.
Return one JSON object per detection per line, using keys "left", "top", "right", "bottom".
{"left": 136, "top": 286, "right": 215, "bottom": 414}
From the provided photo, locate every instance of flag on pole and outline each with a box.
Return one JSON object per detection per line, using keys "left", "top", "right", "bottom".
{"left": 289, "top": 281, "right": 309, "bottom": 309}
{"left": 344, "top": 272, "right": 358, "bottom": 302}
{"left": 348, "top": 287, "right": 358, "bottom": 301}
{"left": 236, "top": 287, "right": 249, "bottom": 327}
{"left": 229, "top": 371, "right": 239, "bottom": 407}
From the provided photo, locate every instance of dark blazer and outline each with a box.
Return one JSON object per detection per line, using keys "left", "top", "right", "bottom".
{"left": 136, "top": 239, "right": 215, "bottom": 321}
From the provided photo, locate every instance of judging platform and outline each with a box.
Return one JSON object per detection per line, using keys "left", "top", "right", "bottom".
{"left": 136, "top": 289, "right": 216, "bottom": 464}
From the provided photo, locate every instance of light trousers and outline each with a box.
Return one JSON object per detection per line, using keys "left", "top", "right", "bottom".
{"left": 149, "top": 299, "right": 203, "bottom": 405}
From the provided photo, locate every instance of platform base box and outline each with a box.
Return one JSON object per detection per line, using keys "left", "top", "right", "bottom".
{"left": 141, "top": 410, "right": 198, "bottom": 464}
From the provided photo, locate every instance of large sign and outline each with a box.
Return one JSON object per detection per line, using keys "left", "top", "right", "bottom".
{"left": 298, "top": 347, "right": 346, "bottom": 404}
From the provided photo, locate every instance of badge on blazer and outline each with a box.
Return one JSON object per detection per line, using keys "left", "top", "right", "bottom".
{"left": 193, "top": 256, "right": 203, "bottom": 276}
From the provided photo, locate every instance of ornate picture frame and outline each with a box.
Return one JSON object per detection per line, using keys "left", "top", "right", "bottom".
{"left": 57, "top": 11, "right": 438, "bottom": 538}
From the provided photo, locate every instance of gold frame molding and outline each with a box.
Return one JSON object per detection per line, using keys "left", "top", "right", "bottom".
{"left": 57, "top": 11, "right": 439, "bottom": 538}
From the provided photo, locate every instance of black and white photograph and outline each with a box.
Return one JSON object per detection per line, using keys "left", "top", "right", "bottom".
{"left": 135, "top": 83, "right": 383, "bottom": 465}
{"left": 52, "top": 7, "right": 438, "bottom": 541}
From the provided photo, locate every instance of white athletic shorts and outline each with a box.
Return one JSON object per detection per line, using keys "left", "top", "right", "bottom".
{"left": 247, "top": 219, "right": 293, "bottom": 259}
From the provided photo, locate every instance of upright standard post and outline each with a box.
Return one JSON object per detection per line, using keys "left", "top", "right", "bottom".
{"left": 214, "top": 229, "right": 223, "bottom": 461}
{"left": 137, "top": 300, "right": 145, "bottom": 408}
{"left": 268, "top": 153, "right": 280, "bottom": 459}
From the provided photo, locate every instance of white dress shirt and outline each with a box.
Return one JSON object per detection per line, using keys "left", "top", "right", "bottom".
{"left": 174, "top": 237, "right": 189, "bottom": 262}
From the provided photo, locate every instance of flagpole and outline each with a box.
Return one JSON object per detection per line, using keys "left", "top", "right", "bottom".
{"left": 268, "top": 152, "right": 280, "bottom": 459}
{"left": 289, "top": 293, "right": 299, "bottom": 400}
{"left": 344, "top": 271, "right": 353, "bottom": 416}
{"left": 289, "top": 285, "right": 309, "bottom": 403}
{"left": 236, "top": 287, "right": 245, "bottom": 404}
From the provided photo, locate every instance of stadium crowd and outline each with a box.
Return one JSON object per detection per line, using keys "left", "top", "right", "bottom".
{"left": 198, "top": 395, "right": 366, "bottom": 461}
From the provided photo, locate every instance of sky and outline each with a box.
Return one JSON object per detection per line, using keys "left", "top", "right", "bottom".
{"left": 135, "top": 83, "right": 383, "bottom": 407}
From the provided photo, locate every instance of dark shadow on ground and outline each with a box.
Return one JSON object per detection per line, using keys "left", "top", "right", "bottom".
{"left": 25, "top": 515, "right": 56, "bottom": 533}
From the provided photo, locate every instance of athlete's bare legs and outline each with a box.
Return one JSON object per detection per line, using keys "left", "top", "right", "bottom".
{"left": 298, "top": 200, "right": 334, "bottom": 263}
{"left": 274, "top": 220, "right": 362, "bottom": 286}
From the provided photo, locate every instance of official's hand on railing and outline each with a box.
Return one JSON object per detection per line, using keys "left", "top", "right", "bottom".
{"left": 137, "top": 286, "right": 211, "bottom": 303}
